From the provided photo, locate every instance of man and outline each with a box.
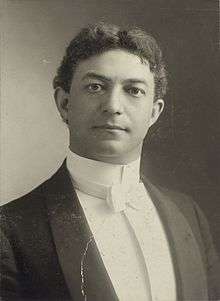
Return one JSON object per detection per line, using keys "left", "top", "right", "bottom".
{"left": 0, "top": 23, "right": 219, "bottom": 300}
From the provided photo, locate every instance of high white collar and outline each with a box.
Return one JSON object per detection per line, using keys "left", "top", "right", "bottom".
{"left": 66, "top": 149, "right": 141, "bottom": 194}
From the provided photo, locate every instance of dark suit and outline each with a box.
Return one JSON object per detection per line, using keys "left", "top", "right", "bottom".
{"left": 1, "top": 161, "right": 220, "bottom": 300}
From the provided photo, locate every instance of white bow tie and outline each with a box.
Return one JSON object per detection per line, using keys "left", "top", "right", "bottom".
{"left": 106, "top": 182, "right": 145, "bottom": 212}
{"left": 72, "top": 172, "right": 146, "bottom": 212}
{"left": 71, "top": 175, "right": 145, "bottom": 213}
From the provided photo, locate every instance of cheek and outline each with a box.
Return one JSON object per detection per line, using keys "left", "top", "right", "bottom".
{"left": 134, "top": 104, "right": 153, "bottom": 123}
{"left": 68, "top": 96, "right": 87, "bottom": 120}
{"left": 69, "top": 92, "right": 97, "bottom": 115}
{"left": 69, "top": 111, "right": 87, "bottom": 130}
{"left": 68, "top": 102, "right": 96, "bottom": 134}
{"left": 132, "top": 108, "right": 153, "bottom": 135}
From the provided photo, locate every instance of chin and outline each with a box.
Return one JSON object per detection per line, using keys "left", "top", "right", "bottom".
{"left": 88, "top": 141, "right": 138, "bottom": 164}
{"left": 94, "top": 140, "right": 126, "bottom": 155}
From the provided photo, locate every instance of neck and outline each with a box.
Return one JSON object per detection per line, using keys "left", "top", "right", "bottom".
{"left": 67, "top": 149, "right": 141, "bottom": 188}
{"left": 69, "top": 145, "right": 143, "bottom": 165}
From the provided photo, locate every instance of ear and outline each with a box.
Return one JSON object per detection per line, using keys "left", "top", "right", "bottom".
{"left": 149, "top": 99, "right": 164, "bottom": 127}
{"left": 54, "top": 87, "right": 70, "bottom": 124}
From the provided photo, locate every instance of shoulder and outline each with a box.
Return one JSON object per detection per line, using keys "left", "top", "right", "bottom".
{"left": 0, "top": 181, "right": 47, "bottom": 241}
{"left": 142, "top": 177, "right": 212, "bottom": 244}
{"left": 148, "top": 181, "right": 214, "bottom": 240}
{"left": 142, "top": 175, "right": 196, "bottom": 215}
{"left": 0, "top": 160, "right": 70, "bottom": 230}
{"left": 1, "top": 183, "right": 43, "bottom": 220}
{"left": 1, "top": 160, "right": 69, "bottom": 210}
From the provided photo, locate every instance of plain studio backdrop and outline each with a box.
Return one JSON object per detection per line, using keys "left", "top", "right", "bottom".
{"left": 1, "top": 0, "right": 219, "bottom": 253}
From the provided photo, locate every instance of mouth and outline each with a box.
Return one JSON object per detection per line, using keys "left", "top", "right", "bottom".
{"left": 92, "top": 124, "right": 127, "bottom": 131}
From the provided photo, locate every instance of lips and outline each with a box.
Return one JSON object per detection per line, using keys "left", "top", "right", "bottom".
{"left": 93, "top": 124, "right": 127, "bottom": 131}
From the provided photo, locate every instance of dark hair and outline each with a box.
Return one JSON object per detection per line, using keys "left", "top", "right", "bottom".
{"left": 53, "top": 22, "right": 168, "bottom": 99}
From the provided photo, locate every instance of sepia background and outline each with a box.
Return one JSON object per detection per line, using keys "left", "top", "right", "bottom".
{"left": 1, "top": 0, "right": 219, "bottom": 252}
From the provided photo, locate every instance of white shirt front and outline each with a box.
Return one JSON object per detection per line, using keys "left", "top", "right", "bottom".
{"left": 67, "top": 150, "right": 176, "bottom": 301}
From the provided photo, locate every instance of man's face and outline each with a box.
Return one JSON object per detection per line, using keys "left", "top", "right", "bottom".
{"left": 56, "top": 49, "right": 164, "bottom": 164}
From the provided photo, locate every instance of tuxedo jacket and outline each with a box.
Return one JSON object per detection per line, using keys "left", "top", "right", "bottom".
{"left": 1, "top": 161, "right": 220, "bottom": 301}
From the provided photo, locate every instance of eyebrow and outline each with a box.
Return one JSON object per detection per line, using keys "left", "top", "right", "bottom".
{"left": 81, "top": 72, "right": 149, "bottom": 86}
{"left": 82, "top": 72, "right": 112, "bottom": 82}
{"left": 125, "top": 79, "right": 148, "bottom": 86}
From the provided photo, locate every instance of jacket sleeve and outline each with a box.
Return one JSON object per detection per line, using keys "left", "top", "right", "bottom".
{"left": 194, "top": 203, "right": 220, "bottom": 300}
{"left": 0, "top": 224, "right": 22, "bottom": 300}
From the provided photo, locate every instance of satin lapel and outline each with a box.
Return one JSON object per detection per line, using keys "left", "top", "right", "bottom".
{"left": 43, "top": 163, "right": 91, "bottom": 301}
{"left": 43, "top": 162, "right": 118, "bottom": 301}
{"left": 143, "top": 179, "right": 208, "bottom": 300}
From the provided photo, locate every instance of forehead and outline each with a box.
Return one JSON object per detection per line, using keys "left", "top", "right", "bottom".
{"left": 72, "top": 49, "right": 154, "bottom": 84}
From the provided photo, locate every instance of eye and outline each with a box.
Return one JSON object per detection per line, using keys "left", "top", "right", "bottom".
{"left": 86, "top": 83, "right": 104, "bottom": 93}
{"left": 126, "top": 86, "right": 146, "bottom": 98}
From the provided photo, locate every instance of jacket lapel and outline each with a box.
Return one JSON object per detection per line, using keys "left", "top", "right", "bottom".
{"left": 144, "top": 179, "right": 208, "bottom": 300}
{"left": 43, "top": 163, "right": 89, "bottom": 301}
{"left": 43, "top": 162, "right": 118, "bottom": 301}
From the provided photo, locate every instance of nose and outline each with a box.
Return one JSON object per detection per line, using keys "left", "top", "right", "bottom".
{"left": 101, "top": 87, "right": 123, "bottom": 115}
